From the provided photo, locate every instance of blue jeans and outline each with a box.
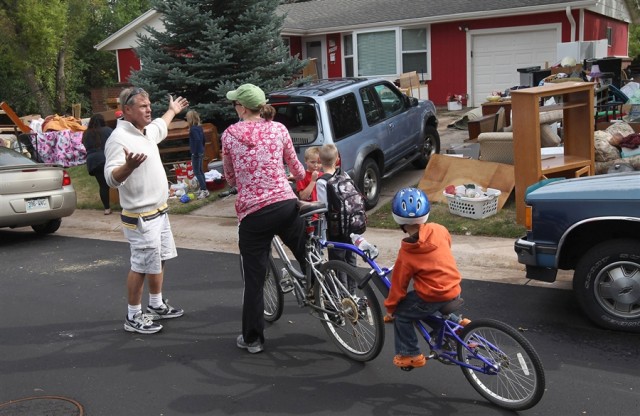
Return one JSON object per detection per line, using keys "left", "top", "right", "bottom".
{"left": 191, "top": 154, "right": 206, "bottom": 191}
{"left": 392, "top": 291, "right": 452, "bottom": 356}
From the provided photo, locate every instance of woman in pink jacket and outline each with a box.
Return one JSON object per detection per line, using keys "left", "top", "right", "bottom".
{"left": 221, "top": 84, "right": 306, "bottom": 354}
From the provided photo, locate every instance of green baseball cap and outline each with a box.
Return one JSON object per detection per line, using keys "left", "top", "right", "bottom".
{"left": 226, "top": 84, "right": 266, "bottom": 110}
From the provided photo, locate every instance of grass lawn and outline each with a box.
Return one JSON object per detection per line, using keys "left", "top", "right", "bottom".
{"left": 68, "top": 166, "right": 525, "bottom": 238}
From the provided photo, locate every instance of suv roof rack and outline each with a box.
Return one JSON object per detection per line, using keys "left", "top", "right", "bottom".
{"left": 269, "top": 78, "right": 369, "bottom": 97}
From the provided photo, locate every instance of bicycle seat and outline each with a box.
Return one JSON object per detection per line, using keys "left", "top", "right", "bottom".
{"left": 439, "top": 298, "right": 464, "bottom": 315}
{"left": 298, "top": 200, "right": 327, "bottom": 217}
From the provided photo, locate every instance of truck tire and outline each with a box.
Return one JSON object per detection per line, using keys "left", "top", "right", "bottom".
{"left": 358, "top": 158, "right": 380, "bottom": 210}
{"left": 573, "top": 239, "right": 640, "bottom": 332}
{"left": 412, "top": 124, "right": 440, "bottom": 169}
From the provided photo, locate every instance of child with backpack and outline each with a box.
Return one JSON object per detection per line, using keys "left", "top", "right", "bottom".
{"left": 316, "top": 144, "right": 368, "bottom": 272}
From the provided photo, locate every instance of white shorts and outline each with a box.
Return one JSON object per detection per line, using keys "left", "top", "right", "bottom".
{"left": 123, "top": 212, "right": 177, "bottom": 274}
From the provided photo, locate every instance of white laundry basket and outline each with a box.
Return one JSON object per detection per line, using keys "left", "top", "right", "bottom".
{"left": 443, "top": 186, "right": 501, "bottom": 220}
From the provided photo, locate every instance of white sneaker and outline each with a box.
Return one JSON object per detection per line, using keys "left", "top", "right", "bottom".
{"left": 197, "top": 190, "right": 210, "bottom": 199}
{"left": 124, "top": 311, "right": 163, "bottom": 334}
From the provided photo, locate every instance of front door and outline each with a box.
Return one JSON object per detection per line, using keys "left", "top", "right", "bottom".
{"left": 305, "top": 37, "right": 326, "bottom": 79}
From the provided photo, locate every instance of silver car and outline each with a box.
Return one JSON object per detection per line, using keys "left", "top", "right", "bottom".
{"left": 0, "top": 146, "right": 76, "bottom": 234}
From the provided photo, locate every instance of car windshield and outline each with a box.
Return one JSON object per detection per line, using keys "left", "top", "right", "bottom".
{"left": 0, "top": 146, "right": 37, "bottom": 166}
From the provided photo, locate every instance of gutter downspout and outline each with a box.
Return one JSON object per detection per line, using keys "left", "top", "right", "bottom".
{"left": 566, "top": 6, "right": 576, "bottom": 42}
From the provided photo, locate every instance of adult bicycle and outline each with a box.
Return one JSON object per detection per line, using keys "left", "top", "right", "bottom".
{"left": 264, "top": 200, "right": 545, "bottom": 411}
{"left": 264, "top": 200, "right": 385, "bottom": 362}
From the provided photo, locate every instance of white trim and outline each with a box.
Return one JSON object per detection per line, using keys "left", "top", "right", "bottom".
{"left": 95, "top": 9, "right": 158, "bottom": 51}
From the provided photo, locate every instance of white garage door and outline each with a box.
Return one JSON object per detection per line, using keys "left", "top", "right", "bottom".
{"left": 471, "top": 27, "right": 559, "bottom": 107}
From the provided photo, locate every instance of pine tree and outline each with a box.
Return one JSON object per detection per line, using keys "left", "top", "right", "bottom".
{"left": 129, "top": 0, "right": 306, "bottom": 125}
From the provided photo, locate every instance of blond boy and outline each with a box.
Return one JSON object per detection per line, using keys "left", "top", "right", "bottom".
{"left": 296, "top": 146, "right": 322, "bottom": 201}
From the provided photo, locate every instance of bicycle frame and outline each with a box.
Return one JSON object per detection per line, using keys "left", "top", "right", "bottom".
{"left": 322, "top": 239, "right": 505, "bottom": 375}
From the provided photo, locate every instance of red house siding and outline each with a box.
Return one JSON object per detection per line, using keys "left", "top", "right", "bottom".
{"left": 289, "top": 36, "right": 302, "bottom": 58}
{"left": 583, "top": 11, "right": 628, "bottom": 57}
{"left": 326, "top": 33, "right": 342, "bottom": 78}
{"left": 117, "top": 48, "right": 141, "bottom": 83}
{"left": 428, "top": 10, "right": 628, "bottom": 105}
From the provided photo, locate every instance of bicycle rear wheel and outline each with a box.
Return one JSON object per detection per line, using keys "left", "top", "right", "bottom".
{"left": 315, "top": 260, "right": 384, "bottom": 362}
{"left": 263, "top": 254, "right": 284, "bottom": 322}
{"left": 457, "top": 318, "right": 545, "bottom": 411}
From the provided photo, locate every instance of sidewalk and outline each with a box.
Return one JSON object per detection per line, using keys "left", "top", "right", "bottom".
{"left": 56, "top": 205, "right": 572, "bottom": 290}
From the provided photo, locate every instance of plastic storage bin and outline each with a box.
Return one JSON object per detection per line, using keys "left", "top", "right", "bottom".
{"left": 443, "top": 186, "right": 501, "bottom": 219}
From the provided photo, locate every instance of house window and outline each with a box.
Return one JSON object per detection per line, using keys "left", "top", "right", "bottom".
{"left": 347, "top": 27, "right": 429, "bottom": 78}
{"left": 606, "top": 27, "right": 613, "bottom": 47}
{"left": 344, "top": 34, "right": 354, "bottom": 77}
{"left": 402, "top": 28, "right": 427, "bottom": 77}
{"left": 357, "top": 30, "right": 397, "bottom": 76}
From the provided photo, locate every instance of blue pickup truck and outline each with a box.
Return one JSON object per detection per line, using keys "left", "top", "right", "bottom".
{"left": 514, "top": 172, "right": 640, "bottom": 332}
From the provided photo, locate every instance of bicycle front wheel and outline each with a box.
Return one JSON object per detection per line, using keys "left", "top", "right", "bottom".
{"left": 263, "top": 254, "right": 284, "bottom": 323}
{"left": 315, "top": 260, "right": 384, "bottom": 362}
{"left": 458, "top": 318, "right": 545, "bottom": 411}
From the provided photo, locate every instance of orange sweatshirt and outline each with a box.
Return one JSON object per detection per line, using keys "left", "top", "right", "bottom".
{"left": 384, "top": 223, "right": 462, "bottom": 315}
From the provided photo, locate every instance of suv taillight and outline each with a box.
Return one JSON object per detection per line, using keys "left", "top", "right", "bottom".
{"left": 62, "top": 170, "right": 72, "bottom": 186}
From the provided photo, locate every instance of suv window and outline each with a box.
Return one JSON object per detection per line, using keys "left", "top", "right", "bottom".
{"left": 272, "top": 103, "right": 318, "bottom": 146}
{"left": 327, "top": 93, "right": 362, "bottom": 141}
{"left": 374, "top": 84, "right": 404, "bottom": 118}
{"left": 359, "top": 87, "right": 384, "bottom": 125}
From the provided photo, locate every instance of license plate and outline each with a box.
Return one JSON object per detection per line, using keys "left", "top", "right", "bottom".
{"left": 26, "top": 198, "right": 50, "bottom": 212}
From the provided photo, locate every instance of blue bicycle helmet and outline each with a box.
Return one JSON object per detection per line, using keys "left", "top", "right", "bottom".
{"left": 391, "top": 187, "right": 430, "bottom": 225}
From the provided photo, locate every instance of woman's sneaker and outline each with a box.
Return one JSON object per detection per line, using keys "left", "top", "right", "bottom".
{"left": 146, "top": 299, "right": 184, "bottom": 320}
{"left": 124, "top": 311, "right": 163, "bottom": 334}
{"left": 236, "top": 335, "right": 264, "bottom": 354}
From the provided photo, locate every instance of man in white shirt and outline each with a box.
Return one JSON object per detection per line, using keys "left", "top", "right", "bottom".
{"left": 105, "top": 87, "right": 189, "bottom": 334}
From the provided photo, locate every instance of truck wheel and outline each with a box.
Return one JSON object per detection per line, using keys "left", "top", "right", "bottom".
{"left": 573, "top": 239, "right": 640, "bottom": 332}
{"left": 358, "top": 158, "right": 380, "bottom": 210}
{"left": 412, "top": 125, "right": 440, "bottom": 169}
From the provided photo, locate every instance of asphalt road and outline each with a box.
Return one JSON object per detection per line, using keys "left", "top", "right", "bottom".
{"left": 1, "top": 232, "right": 639, "bottom": 415}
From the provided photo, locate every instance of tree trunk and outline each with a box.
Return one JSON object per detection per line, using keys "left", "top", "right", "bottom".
{"left": 23, "top": 67, "right": 53, "bottom": 117}
{"left": 55, "top": 48, "right": 66, "bottom": 115}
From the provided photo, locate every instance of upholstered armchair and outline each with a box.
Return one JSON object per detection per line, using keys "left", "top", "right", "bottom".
{"left": 477, "top": 109, "right": 563, "bottom": 165}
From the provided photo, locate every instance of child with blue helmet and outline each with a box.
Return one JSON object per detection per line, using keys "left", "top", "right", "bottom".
{"left": 384, "top": 187, "right": 470, "bottom": 369}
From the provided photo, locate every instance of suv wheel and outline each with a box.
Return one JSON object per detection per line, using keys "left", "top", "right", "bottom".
{"left": 358, "top": 158, "right": 380, "bottom": 210}
{"left": 412, "top": 125, "right": 440, "bottom": 169}
{"left": 573, "top": 239, "right": 640, "bottom": 332}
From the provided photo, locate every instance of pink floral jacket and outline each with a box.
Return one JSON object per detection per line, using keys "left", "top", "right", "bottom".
{"left": 221, "top": 119, "right": 305, "bottom": 221}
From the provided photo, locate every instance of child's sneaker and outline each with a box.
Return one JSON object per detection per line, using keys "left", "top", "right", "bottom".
{"left": 393, "top": 353, "right": 427, "bottom": 369}
{"left": 455, "top": 317, "right": 472, "bottom": 335}
{"left": 146, "top": 299, "right": 184, "bottom": 320}
{"left": 124, "top": 311, "right": 163, "bottom": 334}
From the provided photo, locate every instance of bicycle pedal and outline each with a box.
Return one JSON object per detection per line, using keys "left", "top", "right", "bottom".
{"left": 280, "top": 285, "right": 294, "bottom": 294}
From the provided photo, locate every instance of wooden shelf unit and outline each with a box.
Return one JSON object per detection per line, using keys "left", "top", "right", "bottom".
{"left": 511, "top": 82, "right": 595, "bottom": 224}
{"left": 159, "top": 123, "right": 220, "bottom": 180}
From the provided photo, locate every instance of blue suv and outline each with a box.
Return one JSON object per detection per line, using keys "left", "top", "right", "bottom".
{"left": 268, "top": 78, "right": 439, "bottom": 209}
